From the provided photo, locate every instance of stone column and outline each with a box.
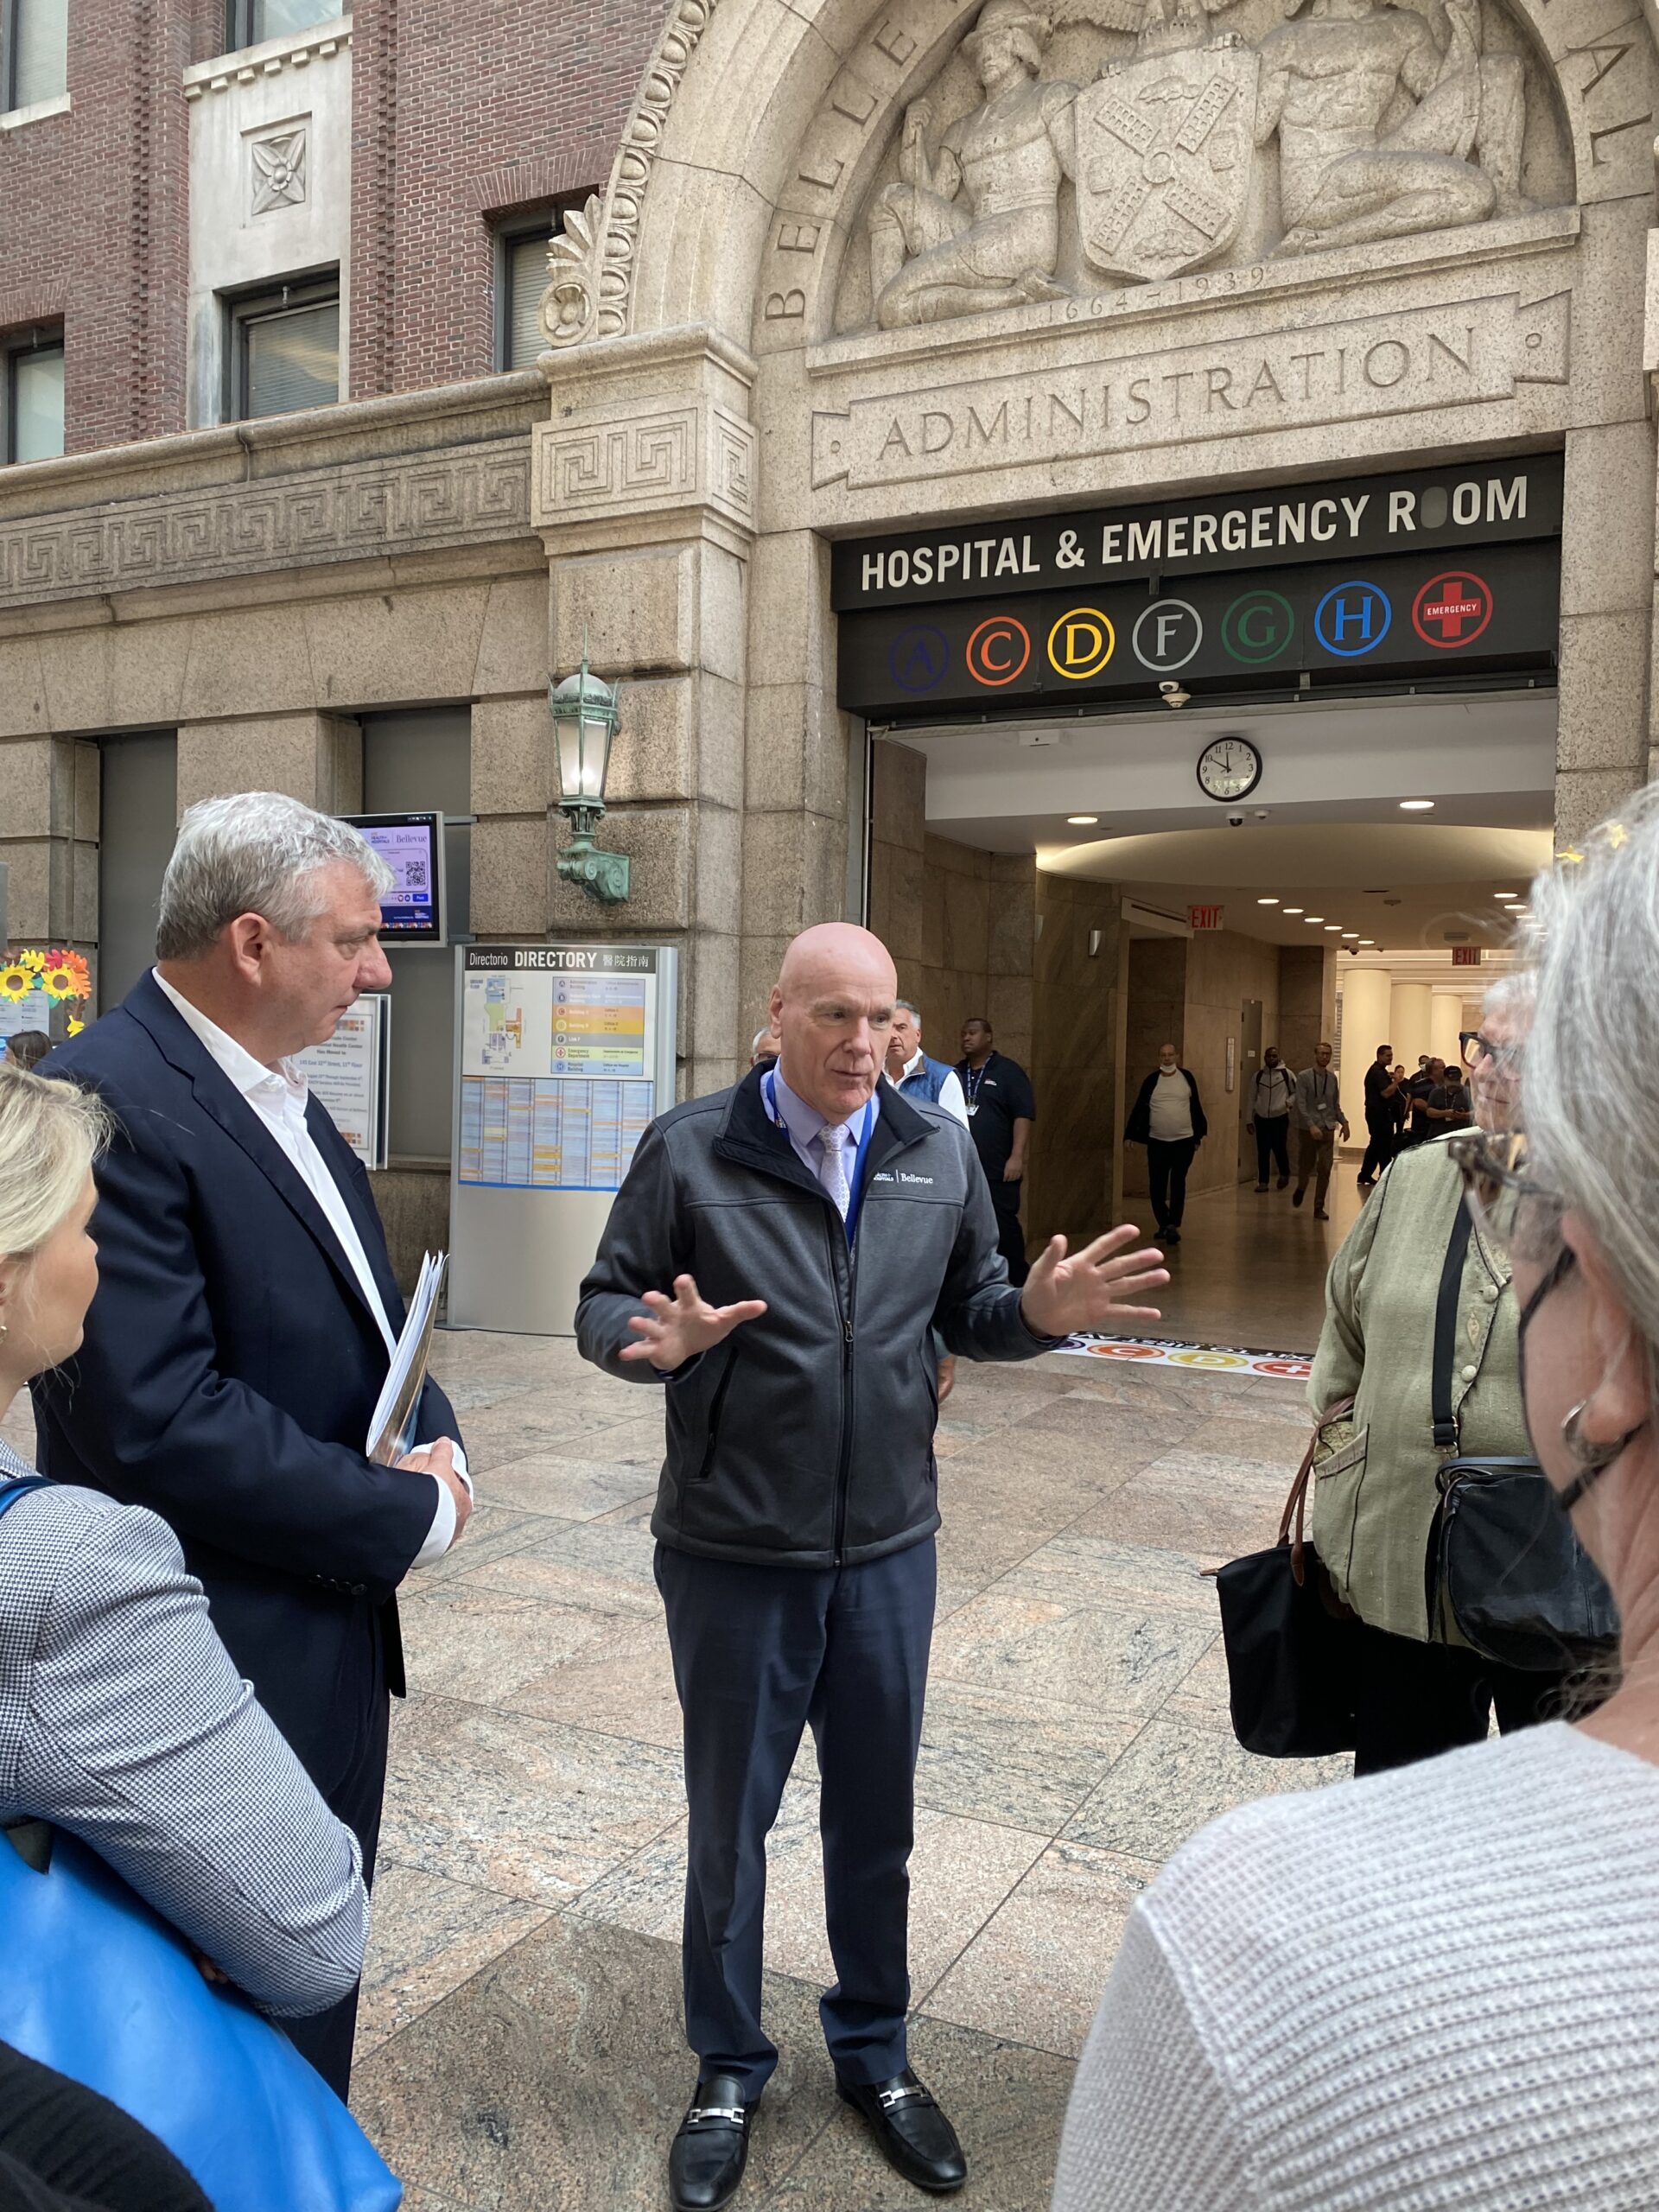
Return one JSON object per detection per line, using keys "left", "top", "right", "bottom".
{"left": 175, "top": 713, "right": 363, "bottom": 815}
{"left": 1389, "top": 981, "right": 1433, "bottom": 1069}
{"left": 533, "top": 328, "right": 758, "bottom": 1099}
{"left": 2, "top": 734, "right": 99, "bottom": 966}
{"left": 1557, "top": 412, "right": 1657, "bottom": 843}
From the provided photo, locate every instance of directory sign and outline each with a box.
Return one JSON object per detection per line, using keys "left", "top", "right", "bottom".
{"left": 448, "top": 944, "right": 679, "bottom": 1334}
{"left": 296, "top": 994, "right": 391, "bottom": 1169}
{"left": 346, "top": 812, "right": 448, "bottom": 943}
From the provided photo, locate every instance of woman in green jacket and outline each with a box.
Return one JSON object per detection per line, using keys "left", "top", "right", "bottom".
{"left": 1307, "top": 980, "right": 1566, "bottom": 1773}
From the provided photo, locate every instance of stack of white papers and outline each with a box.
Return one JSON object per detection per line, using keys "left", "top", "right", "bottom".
{"left": 366, "top": 1249, "right": 448, "bottom": 1466}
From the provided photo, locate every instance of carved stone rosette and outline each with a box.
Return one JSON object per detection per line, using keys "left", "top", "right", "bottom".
{"left": 539, "top": 0, "right": 721, "bottom": 353}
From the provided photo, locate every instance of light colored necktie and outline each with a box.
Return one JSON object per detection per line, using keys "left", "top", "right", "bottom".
{"left": 816, "top": 1120, "right": 855, "bottom": 1219}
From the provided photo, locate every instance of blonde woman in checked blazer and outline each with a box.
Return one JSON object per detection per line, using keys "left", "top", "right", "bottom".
{"left": 0, "top": 1065, "right": 367, "bottom": 2069}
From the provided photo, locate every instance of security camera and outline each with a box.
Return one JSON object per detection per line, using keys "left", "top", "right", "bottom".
{"left": 1158, "top": 680, "right": 1191, "bottom": 709}
{"left": 1226, "top": 811, "right": 1245, "bottom": 827}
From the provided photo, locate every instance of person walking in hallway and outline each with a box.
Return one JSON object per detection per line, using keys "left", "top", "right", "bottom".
{"left": 30, "top": 792, "right": 472, "bottom": 2098}
{"left": 887, "top": 1001, "right": 968, "bottom": 1124}
{"left": 1248, "top": 1046, "right": 1294, "bottom": 1191}
{"left": 1126, "top": 1045, "right": 1207, "bottom": 1243}
{"left": 1358, "top": 1043, "right": 1403, "bottom": 1186}
{"left": 576, "top": 924, "right": 1166, "bottom": 2211}
{"left": 1293, "top": 1044, "right": 1348, "bottom": 1220}
{"left": 955, "top": 1016, "right": 1035, "bottom": 1287}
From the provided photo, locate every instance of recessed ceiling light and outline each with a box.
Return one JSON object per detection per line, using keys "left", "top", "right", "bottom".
{"left": 1283, "top": 906, "right": 1304, "bottom": 915}
{"left": 1400, "top": 798, "right": 1435, "bottom": 811}
{"left": 1324, "top": 925, "right": 1342, "bottom": 931}
{"left": 1066, "top": 815, "right": 1099, "bottom": 826}
{"left": 1494, "top": 891, "right": 1518, "bottom": 900}
{"left": 1306, "top": 915, "right": 1325, "bottom": 924}
{"left": 1358, "top": 938, "right": 1376, "bottom": 946}
{"left": 1341, "top": 931, "right": 1358, "bottom": 939}
{"left": 1257, "top": 897, "right": 1280, "bottom": 906}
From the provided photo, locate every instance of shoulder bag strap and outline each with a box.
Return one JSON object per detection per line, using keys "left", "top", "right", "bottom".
{"left": 1279, "top": 1395, "right": 1357, "bottom": 1582}
{"left": 0, "top": 1476, "right": 49, "bottom": 1522}
{"left": 1432, "top": 1199, "right": 1474, "bottom": 1452}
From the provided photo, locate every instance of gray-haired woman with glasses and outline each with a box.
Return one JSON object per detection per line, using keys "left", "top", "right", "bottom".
{"left": 1053, "top": 807, "right": 1659, "bottom": 2211}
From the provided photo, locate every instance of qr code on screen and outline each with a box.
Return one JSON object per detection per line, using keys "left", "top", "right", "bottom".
{"left": 405, "top": 860, "right": 428, "bottom": 887}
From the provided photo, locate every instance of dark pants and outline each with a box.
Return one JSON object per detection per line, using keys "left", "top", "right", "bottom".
{"left": 991, "top": 1179, "right": 1028, "bottom": 1287}
{"left": 1147, "top": 1138, "right": 1198, "bottom": 1230}
{"left": 655, "top": 1538, "right": 937, "bottom": 2101}
{"left": 0, "top": 2043, "right": 209, "bottom": 2212}
{"left": 280, "top": 1621, "right": 390, "bottom": 2098}
{"left": 1254, "top": 1116, "right": 1290, "bottom": 1186}
{"left": 1359, "top": 1119, "right": 1396, "bottom": 1182}
{"left": 1351, "top": 1621, "right": 1568, "bottom": 1778}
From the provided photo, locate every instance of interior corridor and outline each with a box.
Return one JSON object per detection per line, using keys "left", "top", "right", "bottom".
{"left": 1134, "top": 1164, "right": 1370, "bottom": 1355}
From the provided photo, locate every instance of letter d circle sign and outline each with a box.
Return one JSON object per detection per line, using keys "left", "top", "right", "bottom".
{"left": 1132, "top": 599, "right": 1203, "bottom": 673}
{"left": 1047, "top": 608, "right": 1116, "bottom": 681}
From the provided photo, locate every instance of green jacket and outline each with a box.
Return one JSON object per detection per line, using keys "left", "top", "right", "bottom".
{"left": 1307, "top": 1137, "right": 1529, "bottom": 1642}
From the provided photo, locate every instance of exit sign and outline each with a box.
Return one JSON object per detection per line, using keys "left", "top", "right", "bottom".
{"left": 1451, "top": 946, "right": 1483, "bottom": 968}
{"left": 1189, "top": 905, "right": 1224, "bottom": 931}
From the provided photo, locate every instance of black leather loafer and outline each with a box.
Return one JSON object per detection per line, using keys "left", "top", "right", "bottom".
{"left": 838, "top": 2069, "right": 967, "bottom": 2193}
{"left": 669, "top": 2075, "right": 753, "bottom": 2211}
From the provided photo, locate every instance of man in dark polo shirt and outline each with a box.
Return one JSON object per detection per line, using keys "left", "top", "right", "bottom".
{"left": 955, "top": 1016, "right": 1036, "bottom": 1287}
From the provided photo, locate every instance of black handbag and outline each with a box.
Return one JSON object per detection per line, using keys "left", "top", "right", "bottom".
{"left": 1211, "top": 1401, "right": 1361, "bottom": 1758}
{"left": 1426, "top": 1202, "right": 1619, "bottom": 1673}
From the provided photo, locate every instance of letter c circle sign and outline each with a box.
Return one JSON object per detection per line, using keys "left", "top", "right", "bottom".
{"left": 1046, "top": 608, "right": 1116, "bottom": 681}
{"left": 966, "top": 615, "right": 1032, "bottom": 687}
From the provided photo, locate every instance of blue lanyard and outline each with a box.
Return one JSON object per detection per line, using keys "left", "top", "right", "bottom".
{"left": 763, "top": 1071, "right": 877, "bottom": 1241}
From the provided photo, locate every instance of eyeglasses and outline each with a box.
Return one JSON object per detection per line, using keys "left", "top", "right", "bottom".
{"left": 1460, "top": 1029, "right": 1509, "bottom": 1068}
{"left": 1446, "top": 1128, "right": 1564, "bottom": 1261}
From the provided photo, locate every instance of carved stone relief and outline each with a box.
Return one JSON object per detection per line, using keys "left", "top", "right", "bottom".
{"left": 248, "top": 122, "right": 308, "bottom": 217}
{"left": 838, "top": 0, "right": 1571, "bottom": 332}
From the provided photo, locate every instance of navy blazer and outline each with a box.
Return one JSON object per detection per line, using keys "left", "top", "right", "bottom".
{"left": 30, "top": 971, "right": 461, "bottom": 1801}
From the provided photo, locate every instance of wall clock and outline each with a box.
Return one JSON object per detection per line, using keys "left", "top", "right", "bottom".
{"left": 1196, "top": 735, "right": 1262, "bottom": 802}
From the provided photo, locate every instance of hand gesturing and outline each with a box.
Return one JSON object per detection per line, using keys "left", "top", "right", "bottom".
{"left": 621, "top": 1274, "right": 767, "bottom": 1375}
{"left": 1018, "top": 1225, "right": 1168, "bottom": 1339}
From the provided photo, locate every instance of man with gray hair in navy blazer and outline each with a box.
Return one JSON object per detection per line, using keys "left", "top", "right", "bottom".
{"left": 33, "top": 791, "right": 472, "bottom": 2095}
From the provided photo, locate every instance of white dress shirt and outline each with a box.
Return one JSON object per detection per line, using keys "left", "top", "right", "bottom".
{"left": 899, "top": 1049, "right": 969, "bottom": 1126}
{"left": 152, "top": 970, "right": 466, "bottom": 1567}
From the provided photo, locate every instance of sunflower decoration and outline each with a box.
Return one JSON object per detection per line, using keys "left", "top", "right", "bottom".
{"left": 0, "top": 963, "right": 33, "bottom": 1003}
{"left": 40, "top": 950, "right": 92, "bottom": 1003}
{"left": 15, "top": 950, "right": 45, "bottom": 975}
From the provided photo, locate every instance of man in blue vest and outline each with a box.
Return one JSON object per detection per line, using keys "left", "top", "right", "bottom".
{"left": 886, "top": 1001, "right": 969, "bottom": 1125}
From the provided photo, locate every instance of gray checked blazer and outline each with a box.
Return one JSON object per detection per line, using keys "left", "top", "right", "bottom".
{"left": 0, "top": 1437, "right": 368, "bottom": 2018}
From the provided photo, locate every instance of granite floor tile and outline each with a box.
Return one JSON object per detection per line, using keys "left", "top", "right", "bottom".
{"left": 351, "top": 1916, "right": 836, "bottom": 2212}
{"left": 1073, "top": 1457, "right": 1288, "bottom": 1560}
{"left": 921, "top": 1839, "right": 1158, "bottom": 2056}
{"left": 1158, "top": 1639, "right": 1236, "bottom": 1732}
{"left": 480, "top": 1451, "right": 664, "bottom": 1523}
{"left": 405, "top": 1501, "right": 549, "bottom": 1587}
{"left": 757, "top": 2012, "right": 1076, "bottom": 2212}
{"left": 461, "top": 1516, "right": 662, "bottom": 1615}
{"left": 380, "top": 1694, "right": 683, "bottom": 1905}
{"left": 1001, "top": 1532, "right": 1223, "bottom": 1617}
{"left": 354, "top": 1861, "right": 551, "bottom": 2060}
{"left": 916, "top": 1681, "right": 1140, "bottom": 1834}
{"left": 398, "top": 1581, "right": 638, "bottom": 1709}
{"left": 446, "top": 1390, "right": 656, "bottom": 1474}
{"left": 574, "top": 1788, "right": 1046, "bottom": 2002}
{"left": 499, "top": 1622, "right": 684, "bottom": 1752}
{"left": 930, "top": 1587, "right": 1215, "bottom": 1717}
{"left": 1065, "top": 1713, "right": 1348, "bottom": 1859}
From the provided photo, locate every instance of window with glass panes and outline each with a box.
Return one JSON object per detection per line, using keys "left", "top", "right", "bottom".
{"left": 230, "top": 282, "right": 340, "bottom": 420}
{"left": 5, "top": 339, "right": 65, "bottom": 464}
{"left": 6, "top": 0, "right": 68, "bottom": 109}
{"left": 501, "top": 228, "right": 554, "bottom": 371}
{"left": 226, "top": 0, "right": 337, "bottom": 50}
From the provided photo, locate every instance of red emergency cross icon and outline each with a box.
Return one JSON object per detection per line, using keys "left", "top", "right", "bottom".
{"left": 1412, "top": 569, "right": 1493, "bottom": 649}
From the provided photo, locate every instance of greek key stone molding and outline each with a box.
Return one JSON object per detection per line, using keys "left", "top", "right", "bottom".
{"left": 540, "top": 0, "right": 721, "bottom": 351}
{"left": 0, "top": 442, "right": 532, "bottom": 609}
{"left": 532, "top": 398, "right": 756, "bottom": 531}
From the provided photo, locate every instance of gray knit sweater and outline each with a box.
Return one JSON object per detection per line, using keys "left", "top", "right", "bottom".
{"left": 1053, "top": 1725, "right": 1659, "bottom": 2210}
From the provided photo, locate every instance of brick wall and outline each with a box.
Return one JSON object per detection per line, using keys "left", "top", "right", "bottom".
{"left": 351, "top": 0, "right": 668, "bottom": 398}
{"left": 0, "top": 0, "right": 669, "bottom": 454}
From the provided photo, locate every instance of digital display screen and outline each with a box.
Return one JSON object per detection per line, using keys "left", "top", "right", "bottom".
{"left": 346, "top": 813, "right": 446, "bottom": 944}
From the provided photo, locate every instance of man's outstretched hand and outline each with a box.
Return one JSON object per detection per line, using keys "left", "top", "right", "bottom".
{"left": 1019, "top": 1226, "right": 1169, "bottom": 1338}
{"left": 622, "top": 1273, "right": 767, "bottom": 1374}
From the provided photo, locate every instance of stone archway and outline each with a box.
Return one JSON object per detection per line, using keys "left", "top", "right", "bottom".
{"left": 532, "top": 0, "right": 1659, "bottom": 1086}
